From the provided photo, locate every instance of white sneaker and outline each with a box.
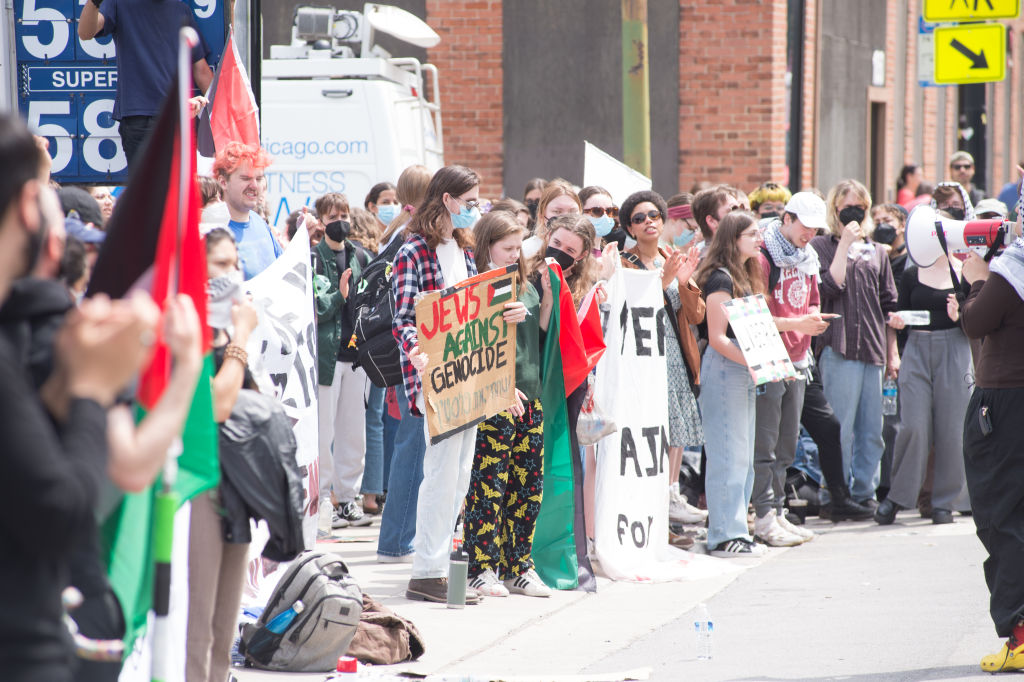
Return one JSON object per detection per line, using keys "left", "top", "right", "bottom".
{"left": 753, "top": 509, "right": 803, "bottom": 547}
{"left": 504, "top": 568, "right": 552, "bottom": 598}
{"left": 777, "top": 508, "right": 814, "bottom": 542}
{"left": 376, "top": 552, "right": 414, "bottom": 564}
{"left": 669, "top": 485, "right": 708, "bottom": 524}
{"left": 469, "top": 569, "right": 510, "bottom": 597}
{"left": 709, "top": 537, "right": 766, "bottom": 558}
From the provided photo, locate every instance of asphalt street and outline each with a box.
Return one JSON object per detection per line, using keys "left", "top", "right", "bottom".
{"left": 235, "top": 510, "right": 996, "bottom": 682}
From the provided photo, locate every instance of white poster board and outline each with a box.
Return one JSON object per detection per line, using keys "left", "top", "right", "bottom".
{"left": 582, "top": 141, "right": 652, "bottom": 207}
{"left": 721, "top": 294, "right": 798, "bottom": 385}
{"left": 593, "top": 267, "right": 739, "bottom": 581}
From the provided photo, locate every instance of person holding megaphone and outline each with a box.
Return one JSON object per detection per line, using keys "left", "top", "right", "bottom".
{"left": 958, "top": 201, "right": 1024, "bottom": 673}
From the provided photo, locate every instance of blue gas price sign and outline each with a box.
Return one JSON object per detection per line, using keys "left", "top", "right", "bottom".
{"left": 15, "top": 0, "right": 225, "bottom": 184}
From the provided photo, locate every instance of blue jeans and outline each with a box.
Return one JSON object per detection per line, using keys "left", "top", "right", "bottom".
{"left": 382, "top": 392, "right": 399, "bottom": 491}
{"left": 361, "top": 384, "right": 386, "bottom": 495}
{"left": 376, "top": 389, "right": 425, "bottom": 558}
{"left": 819, "top": 346, "right": 884, "bottom": 502}
{"left": 698, "top": 343, "right": 756, "bottom": 549}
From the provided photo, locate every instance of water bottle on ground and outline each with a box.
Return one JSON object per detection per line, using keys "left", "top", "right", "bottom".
{"left": 694, "top": 602, "right": 713, "bottom": 660}
{"left": 882, "top": 378, "right": 898, "bottom": 416}
{"left": 447, "top": 545, "right": 469, "bottom": 609}
{"left": 265, "top": 600, "right": 304, "bottom": 634}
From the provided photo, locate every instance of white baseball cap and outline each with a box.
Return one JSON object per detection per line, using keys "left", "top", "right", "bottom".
{"left": 784, "top": 191, "right": 828, "bottom": 230}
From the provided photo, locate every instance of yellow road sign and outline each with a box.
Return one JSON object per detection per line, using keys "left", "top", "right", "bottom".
{"left": 923, "top": 0, "right": 1020, "bottom": 22}
{"left": 934, "top": 24, "right": 1006, "bottom": 84}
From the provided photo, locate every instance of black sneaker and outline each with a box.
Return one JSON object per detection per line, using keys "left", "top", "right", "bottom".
{"left": 338, "top": 500, "right": 372, "bottom": 527}
{"left": 709, "top": 537, "right": 766, "bottom": 558}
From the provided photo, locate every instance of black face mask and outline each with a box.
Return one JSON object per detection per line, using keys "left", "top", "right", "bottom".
{"left": 838, "top": 206, "right": 866, "bottom": 225}
{"left": 942, "top": 206, "right": 966, "bottom": 221}
{"left": 324, "top": 219, "right": 351, "bottom": 242}
{"left": 873, "top": 222, "right": 897, "bottom": 245}
{"left": 759, "top": 211, "right": 780, "bottom": 220}
{"left": 544, "top": 245, "right": 576, "bottom": 272}
{"left": 526, "top": 199, "right": 539, "bottom": 220}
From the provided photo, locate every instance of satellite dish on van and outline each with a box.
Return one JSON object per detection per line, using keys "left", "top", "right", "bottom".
{"left": 363, "top": 3, "right": 440, "bottom": 48}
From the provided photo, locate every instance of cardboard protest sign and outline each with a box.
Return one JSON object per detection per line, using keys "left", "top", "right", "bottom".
{"left": 415, "top": 265, "right": 519, "bottom": 443}
{"left": 722, "top": 293, "right": 798, "bottom": 385}
{"left": 593, "top": 268, "right": 739, "bottom": 582}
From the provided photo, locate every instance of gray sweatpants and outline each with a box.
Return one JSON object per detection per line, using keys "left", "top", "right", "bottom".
{"left": 887, "top": 328, "right": 972, "bottom": 512}
{"left": 752, "top": 377, "right": 807, "bottom": 518}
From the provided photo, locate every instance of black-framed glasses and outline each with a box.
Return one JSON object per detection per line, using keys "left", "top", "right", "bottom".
{"left": 584, "top": 206, "right": 619, "bottom": 218}
{"left": 455, "top": 196, "right": 482, "bottom": 210}
{"left": 630, "top": 209, "right": 662, "bottom": 225}
{"left": 952, "top": 163, "right": 973, "bottom": 170}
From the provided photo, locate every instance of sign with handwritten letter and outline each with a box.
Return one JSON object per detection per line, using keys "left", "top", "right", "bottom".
{"left": 415, "top": 265, "right": 518, "bottom": 443}
{"left": 722, "top": 294, "right": 798, "bottom": 385}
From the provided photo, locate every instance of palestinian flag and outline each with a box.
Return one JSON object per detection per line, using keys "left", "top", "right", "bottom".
{"left": 197, "top": 27, "right": 260, "bottom": 156}
{"left": 486, "top": 277, "right": 513, "bottom": 305}
{"left": 532, "top": 263, "right": 605, "bottom": 590}
{"left": 88, "top": 79, "right": 219, "bottom": 650}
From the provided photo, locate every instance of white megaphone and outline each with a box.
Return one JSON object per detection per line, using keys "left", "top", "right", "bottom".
{"left": 905, "top": 205, "right": 1012, "bottom": 267}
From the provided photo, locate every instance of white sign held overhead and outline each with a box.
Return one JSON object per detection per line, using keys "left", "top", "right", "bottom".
{"left": 583, "top": 141, "right": 652, "bottom": 207}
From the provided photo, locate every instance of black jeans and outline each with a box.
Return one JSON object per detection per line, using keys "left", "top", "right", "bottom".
{"left": 117, "top": 115, "right": 153, "bottom": 169}
{"left": 800, "top": 364, "right": 847, "bottom": 496}
{"left": 964, "top": 387, "right": 1024, "bottom": 637}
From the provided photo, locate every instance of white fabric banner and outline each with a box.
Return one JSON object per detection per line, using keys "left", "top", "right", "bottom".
{"left": 593, "top": 267, "right": 737, "bottom": 581}
{"left": 241, "top": 226, "right": 320, "bottom": 604}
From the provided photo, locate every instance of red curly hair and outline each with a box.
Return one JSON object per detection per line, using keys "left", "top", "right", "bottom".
{"left": 212, "top": 142, "right": 272, "bottom": 179}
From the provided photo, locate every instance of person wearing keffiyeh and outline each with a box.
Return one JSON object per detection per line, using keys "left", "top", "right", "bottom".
{"left": 959, "top": 193, "right": 1024, "bottom": 672}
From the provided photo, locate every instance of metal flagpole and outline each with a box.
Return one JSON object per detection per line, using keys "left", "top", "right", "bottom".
{"left": 150, "top": 25, "right": 199, "bottom": 682}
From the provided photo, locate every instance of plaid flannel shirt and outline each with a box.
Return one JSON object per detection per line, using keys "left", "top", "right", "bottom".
{"left": 391, "top": 232, "right": 478, "bottom": 416}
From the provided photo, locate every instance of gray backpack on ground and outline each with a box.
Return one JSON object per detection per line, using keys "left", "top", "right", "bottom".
{"left": 239, "top": 551, "right": 363, "bottom": 671}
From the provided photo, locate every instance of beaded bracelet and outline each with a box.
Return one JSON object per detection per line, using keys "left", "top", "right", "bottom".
{"left": 224, "top": 343, "right": 248, "bottom": 366}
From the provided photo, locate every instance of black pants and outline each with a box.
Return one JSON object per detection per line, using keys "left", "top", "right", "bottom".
{"left": 117, "top": 115, "right": 154, "bottom": 169}
{"left": 71, "top": 588, "right": 125, "bottom": 682}
{"left": 800, "top": 364, "right": 847, "bottom": 496}
{"left": 964, "top": 387, "right": 1024, "bottom": 637}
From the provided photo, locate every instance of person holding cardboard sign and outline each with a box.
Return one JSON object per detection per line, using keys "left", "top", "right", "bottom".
{"left": 391, "top": 165, "right": 528, "bottom": 605}
{"left": 462, "top": 211, "right": 554, "bottom": 598}
{"left": 694, "top": 211, "right": 768, "bottom": 558}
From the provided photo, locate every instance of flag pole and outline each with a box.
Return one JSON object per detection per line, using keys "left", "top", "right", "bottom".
{"left": 150, "top": 25, "right": 199, "bottom": 682}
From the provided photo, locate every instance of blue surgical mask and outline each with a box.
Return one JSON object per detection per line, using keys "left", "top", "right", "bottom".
{"left": 377, "top": 204, "right": 400, "bottom": 225}
{"left": 673, "top": 230, "right": 696, "bottom": 248}
{"left": 451, "top": 205, "right": 480, "bottom": 230}
{"left": 588, "top": 214, "right": 614, "bottom": 238}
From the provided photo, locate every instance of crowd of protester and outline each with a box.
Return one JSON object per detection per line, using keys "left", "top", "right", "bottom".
{"left": 7, "top": 102, "right": 1024, "bottom": 677}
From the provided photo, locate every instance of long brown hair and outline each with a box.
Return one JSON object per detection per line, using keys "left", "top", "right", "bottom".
{"left": 381, "top": 164, "right": 432, "bottom": 244}
{"left": 695, "top": 211, "right": 765, "bottom": 297}
{"left": 407, "top": 165, "right": 479, "bottom": 250}
{"left": 347, "top": 207, "right": 381, "bottom": 253}
{"left": 528, "top": 214, "right": 598, "bottom": 305}
{"left": 826, "top": 179, "right": 874, "bottom": 238}
{"left": 533, "top": 178, "right": 582, "bottom": 241}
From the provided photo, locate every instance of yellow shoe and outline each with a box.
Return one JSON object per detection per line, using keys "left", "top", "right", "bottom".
{"left": 981, "top": 639, "right": 1024, "bottom": 672}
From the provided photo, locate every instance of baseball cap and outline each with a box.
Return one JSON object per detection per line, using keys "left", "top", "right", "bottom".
{"left": 783, "top": 191, "right": 828, "bottom": 230}
{"left": 57, "top": 186, "right": 104, "bottom": 227}
{"left": 974, "top": 198, "right": 1008, "bottom": 219}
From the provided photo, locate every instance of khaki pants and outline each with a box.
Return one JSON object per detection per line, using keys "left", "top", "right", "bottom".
{"left": 186, "top": 491, "right": 249, "bottom": 682}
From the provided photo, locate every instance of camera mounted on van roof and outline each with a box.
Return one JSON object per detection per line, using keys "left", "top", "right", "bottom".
{"left": 287, "top": 3, "right": 440, "bottom": 60}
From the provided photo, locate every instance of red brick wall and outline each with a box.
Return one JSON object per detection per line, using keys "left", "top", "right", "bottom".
{"left": 799, "top": 0, "right": 818, "bottom": 190}
{"left": 677, "top": 0, "right": 789, "bottom": 190}
{"left": 425, "top": 0, "right": 504, "bottom": 199}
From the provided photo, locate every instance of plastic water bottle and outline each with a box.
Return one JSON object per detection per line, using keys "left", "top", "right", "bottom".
{"left": 694, "top": 603, "right": 713, "bottom": 660}
{"left": 265, "top": 600, "right": 304, "bottom": 634}
{"left": 882, "top": 378, "right": 898, "bottom": 416}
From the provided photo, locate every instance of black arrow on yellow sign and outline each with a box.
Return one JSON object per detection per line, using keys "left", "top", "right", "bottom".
{"left": 950, "top": 38, "right": 989, "bottom": 69}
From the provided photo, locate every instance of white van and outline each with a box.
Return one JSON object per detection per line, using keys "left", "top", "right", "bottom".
{"left": 261, "top": 4, "right": 444, "bottom": 226}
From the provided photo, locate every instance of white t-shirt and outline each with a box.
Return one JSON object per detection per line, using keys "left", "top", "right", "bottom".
{"left": 436, "top": 237, "right": 468, "bottom": 287}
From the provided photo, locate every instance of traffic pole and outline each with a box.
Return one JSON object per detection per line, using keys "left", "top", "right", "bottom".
{"left": 621, "top": 0, "right": 651, "bottom": 178}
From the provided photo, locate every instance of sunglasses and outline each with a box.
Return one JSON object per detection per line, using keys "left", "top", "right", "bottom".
{"left": 630, "top": 209, "right": 662, "bottom": 225}
{"left": 952, "top": 163, "right": 973, "bottom": 170}
{"left": 584, "top": 206, "right": 619, "bottom": 218}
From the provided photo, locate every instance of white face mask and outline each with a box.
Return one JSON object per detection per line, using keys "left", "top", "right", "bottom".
{"left": 207, "top": 269, "right": 244, "bottom": 329}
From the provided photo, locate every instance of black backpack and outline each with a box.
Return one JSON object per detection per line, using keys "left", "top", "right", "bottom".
{"left": 348, "top": 236, "right": 405, "bottom": 388}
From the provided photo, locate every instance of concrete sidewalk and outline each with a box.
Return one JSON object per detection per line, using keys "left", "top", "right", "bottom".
{"left": 234, "top": 511, "right": 993, "bottom": 681}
